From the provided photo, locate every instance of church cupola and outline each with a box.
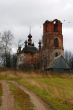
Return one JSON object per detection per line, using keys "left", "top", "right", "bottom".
{"left": 28, "top": 34, "right": 32, "bottom": 46}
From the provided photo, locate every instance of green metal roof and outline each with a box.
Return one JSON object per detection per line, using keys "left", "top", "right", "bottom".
{"left": 22, "top": 45, "right": 38, "bottom": 53}
{"left": 47, "top": 55, "right": 70, "bottom": 69}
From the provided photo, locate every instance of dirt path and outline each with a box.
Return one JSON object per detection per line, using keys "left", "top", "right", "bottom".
{"left": 0, "top": 80, "right": 52, "bottom": 110}
{"left": 0, "top": 81, "right": 15, "bottom": 110}
{"left": 11, "top": 81, "right": 52, "bottom": 110}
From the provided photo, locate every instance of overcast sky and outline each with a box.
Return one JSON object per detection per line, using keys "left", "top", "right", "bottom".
{"left": 0, "top": 0, "right": 73, "bottom": 53}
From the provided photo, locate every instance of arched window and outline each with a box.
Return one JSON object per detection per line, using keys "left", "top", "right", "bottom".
{"left": 54, "top": 38, "right": 59, "bottom": 48}
{"left": 55, "top": 52, "right": 58, "bottom": 57}
{"left": 54, "top": 21, "right": 58, "bottom": 32}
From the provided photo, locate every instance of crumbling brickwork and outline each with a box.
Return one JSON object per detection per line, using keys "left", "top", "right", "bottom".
{"left": 17, "top": 19, "right": 64, "bottom": 70}
{"left": 42, "top": 19, "right": 64, "bottom": 69}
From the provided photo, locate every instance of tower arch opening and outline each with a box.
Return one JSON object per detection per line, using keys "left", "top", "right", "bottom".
{"left": 53, "top": 20, "right": 58, "bottom": 32}
{"left": 54, "top": 38, "right": 59, "bottom": 48}
{"left": 55, "top": 52, "right": 58, "bottom": 57}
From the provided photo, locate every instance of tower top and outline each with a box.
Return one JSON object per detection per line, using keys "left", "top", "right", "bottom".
{"left": 43, "top": 19, "right": 62, "bottom": 25}
{"left": 43, "top": 19, "right": 62, "bottom": 34}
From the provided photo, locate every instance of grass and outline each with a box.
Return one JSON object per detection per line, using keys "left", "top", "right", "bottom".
{"left": 16, "top": 72, "right": 73, "bottom": 110}
{"left": 1, "top": 70, "right": 73, "bottom": 110}
{"left": 0, "top": 83, "right": 3, "bottom": 106}
{"left": 0, "top": 70, "right": 20, "bottom": 80}
{"left": 9, "top": 82, "right": 34, "bottom": 110}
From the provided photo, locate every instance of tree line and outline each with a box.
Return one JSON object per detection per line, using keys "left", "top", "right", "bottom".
{"left": 0, "top": 30, "right": 17, "bottom": 69}
{"left": 64, "top": 51, "right": 73, "bottom": 70}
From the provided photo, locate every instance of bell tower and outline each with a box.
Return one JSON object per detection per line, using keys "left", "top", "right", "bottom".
{"left": 42, "top": 19, "right": 64, "bottom": 63}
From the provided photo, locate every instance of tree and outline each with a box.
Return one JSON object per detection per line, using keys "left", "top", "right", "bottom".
{"left": 0, "top": 30, "right": 14, "bottom": 67}
{"left": 11, "top": 54, "right": 17, "bottom": 69}
{"left": 64, "top": 51, "right": 72, "bottom": 63}
{"left": 69, "top": 56, "right": 73, "bottom": 70}
{"left": 5, "top": 52, "right": 11, "bottom": 68}
{"left": 64, "top": 51, "right": 73, "bottom": 70}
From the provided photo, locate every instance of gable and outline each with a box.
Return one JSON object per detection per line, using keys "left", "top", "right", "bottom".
{"left": 47, "top": 56, "right": 70, "bottom": 70}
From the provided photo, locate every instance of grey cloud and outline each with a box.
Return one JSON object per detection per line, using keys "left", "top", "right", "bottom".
{"left": 0, "top": 0, "right": 73, "bottom": 52}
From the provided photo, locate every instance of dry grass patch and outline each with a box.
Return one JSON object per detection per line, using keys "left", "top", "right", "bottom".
{"left": 9, "top": 82, "right": 34, "bottom": 110}
{"left": 0, "top": 70, "right": 20, "bottom": 80}
{"left": 0, "top": 83, "right": 2, "bottom": 106}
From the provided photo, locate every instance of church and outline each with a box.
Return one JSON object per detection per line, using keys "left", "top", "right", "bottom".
{"left": 17, "top": 19, "right": 70, "bottom": 71}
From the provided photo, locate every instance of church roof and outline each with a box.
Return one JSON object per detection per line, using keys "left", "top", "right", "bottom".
{"left": 22, "top": 45, "right": 38, "bottom": 54}
{"left": 47, "top": 55, "right": 70, "bottom": 70}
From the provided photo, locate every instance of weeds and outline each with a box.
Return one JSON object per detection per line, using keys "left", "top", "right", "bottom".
{"left": 0, "top": 83, "right": 2, "bottom": 106}
{"left": 9, "top": 82, "right": 34, "bottom": 110}
{"left": 17, "top": 76, "right": 73, "bottom": 110}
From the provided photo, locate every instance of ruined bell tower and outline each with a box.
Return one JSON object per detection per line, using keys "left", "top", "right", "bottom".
{"left": 42, "top": 19, "right": 64, "bottom": 65}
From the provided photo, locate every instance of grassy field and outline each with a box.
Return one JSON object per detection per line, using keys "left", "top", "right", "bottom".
{"left": 0, "top": 70, "right": 73, "bottom": 110}
{"left": 0, "top": 83, "right": 2, "bottom": 106}
{"left": 9, "top": 82, "right": 34, "bottom": 110}
{"left": 17, "top": 72, "right": 73, "bottom": 110}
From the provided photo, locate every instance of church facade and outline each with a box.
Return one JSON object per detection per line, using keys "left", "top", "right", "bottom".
{"left": 17, "top": 19, "right": 64, "bottom": 70}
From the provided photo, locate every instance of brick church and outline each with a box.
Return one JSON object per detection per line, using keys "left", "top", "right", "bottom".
{"left": 17, "top": 19, "right": 69, "bottom": 70}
